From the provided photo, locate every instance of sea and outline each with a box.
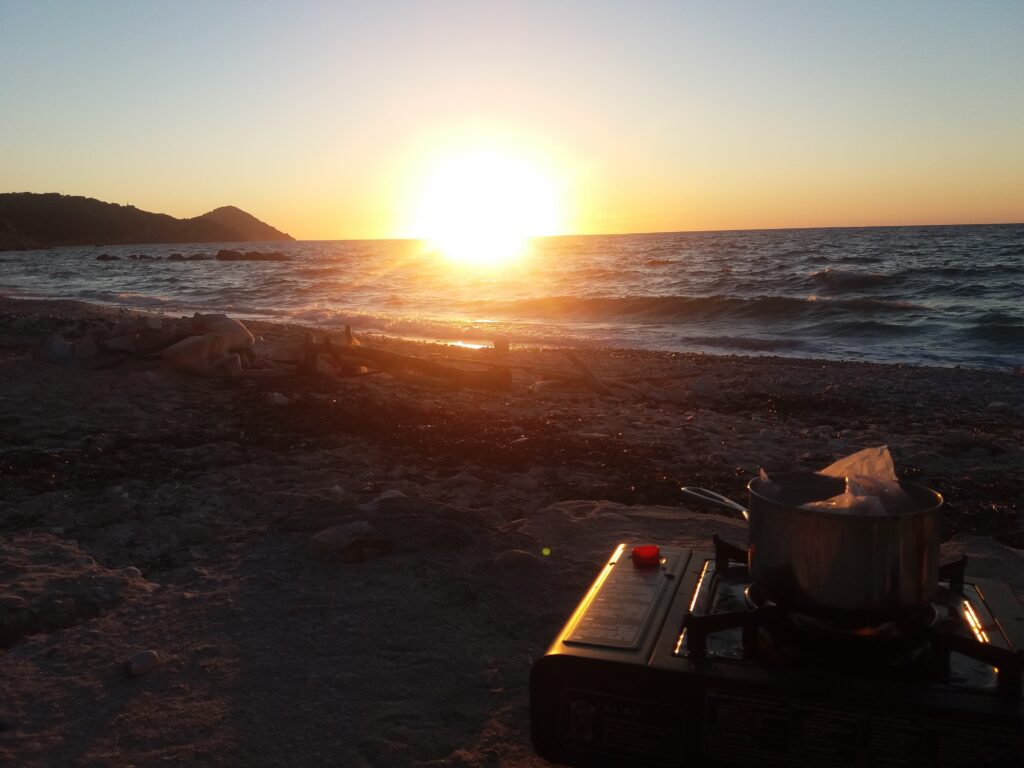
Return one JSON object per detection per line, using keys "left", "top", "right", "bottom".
{"left": 1, "top": 223, "right": 1022, "bottom": 369}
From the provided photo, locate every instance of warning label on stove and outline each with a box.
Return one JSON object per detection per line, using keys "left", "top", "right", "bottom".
{"left": 565, "top": 557, "right": 676, "bottom": 649}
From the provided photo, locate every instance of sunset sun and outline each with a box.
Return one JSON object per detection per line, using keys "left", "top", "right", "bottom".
{"left": 411, "top": 149, "right": 564, "bottom": 268}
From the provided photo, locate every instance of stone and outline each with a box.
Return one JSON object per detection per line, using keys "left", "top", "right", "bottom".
{"left": 689, "top": 376, "right": 722, "bottom": 402}
{"left": 35, "top": 333, "right": 73, "bottom": 365}
{"left": 941, "top": 429, "right": 972, "bottom": 446}
{"left": 530, "top": 379, "right": 570, "bottom": 394}
{"left": 104, "top": 335, "right": 137, "bottom": 353}
{"left": 72, "top": 335, "right": 99, "bottom": 359}
{"left": 179, "top": 524, "right": 213, "bottom": 544}
{"left": 124, "top": 650, "right": 160, "bottom": 677}
{"left": 267, "top": 392, "right": 290, "bottom": 406}
{"left": 205, "top": 317, "right": 255, "bottom": 351}
{"left": 162, "top": 333, "right": 232, "bottom": 376}
{"left": 95, "top": 254, "right": 120, "bottom": 261}
{"left": 987, "top": 401, "right": 1014, "bottom": 414}
{"left": 308, "top": 521, "right": 390, "bottom": 563}
{"left": 494, "top": 549, "right": 542, "bottom": 571}
{"left": 121, "top": 566, "right": 142, "bottom": 579}
{"left": 357, "top": 490, "right": 405, "bottom": 513}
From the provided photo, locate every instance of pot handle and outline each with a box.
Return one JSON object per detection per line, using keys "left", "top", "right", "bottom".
{"left": 680, "top": 486, "right": 750, "bottom": 520}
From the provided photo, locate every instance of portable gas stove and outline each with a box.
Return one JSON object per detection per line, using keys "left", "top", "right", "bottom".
{"left": 530, "top": 537, "right": 1024, "bottom": 767}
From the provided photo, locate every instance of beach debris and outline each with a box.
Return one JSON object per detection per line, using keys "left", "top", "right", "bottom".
{"left": 124, "top": 649, "right": 160, "bottom": 677}
{"left": 792, "top": 446, "right": 914, "bottom": 515}
{"left": 34, "top": 333, "right": 74, "bottom": 365}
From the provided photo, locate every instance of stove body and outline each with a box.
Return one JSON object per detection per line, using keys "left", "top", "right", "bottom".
{"left": 530, "top": 541, "right": 1024, "bottom": 768}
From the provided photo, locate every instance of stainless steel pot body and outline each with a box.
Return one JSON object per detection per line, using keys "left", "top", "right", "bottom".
{"left": 745, "top": 472, "right": 942, "bottom": 617}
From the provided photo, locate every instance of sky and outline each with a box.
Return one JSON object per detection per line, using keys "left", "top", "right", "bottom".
{"left": 1, "top": 0, "right": 1022, "bottom": 239}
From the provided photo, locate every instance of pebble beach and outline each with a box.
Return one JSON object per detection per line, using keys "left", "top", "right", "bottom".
{"left": 1, "top": 295, "right": 1022, "bottom": 766}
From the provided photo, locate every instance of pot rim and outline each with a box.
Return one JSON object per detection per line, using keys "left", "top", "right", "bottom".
{"left": 747, "top": 472, "right": 943, "bottom": 521}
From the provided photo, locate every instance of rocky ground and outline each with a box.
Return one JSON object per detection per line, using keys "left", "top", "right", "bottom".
{"left": 1, "top": 297, "right": 1022, "bottom": 766}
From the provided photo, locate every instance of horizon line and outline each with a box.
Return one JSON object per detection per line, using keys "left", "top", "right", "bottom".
{"left": 312, "top": 219, "right": 1024, "bottom": 243}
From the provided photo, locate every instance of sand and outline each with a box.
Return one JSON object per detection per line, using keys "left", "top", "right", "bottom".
{"left": 1, "top": 296, "right": 1022, "bottom": 767}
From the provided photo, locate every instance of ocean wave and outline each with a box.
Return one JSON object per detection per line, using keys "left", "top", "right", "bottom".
{"left": 807, "top": 319, "right": 927, "bottom": 338}
{"left": 81, "top": 290, "right": 174, "bottom": 307}
{"left": 901, "top": 264, "right": 1024, "bottom": 281}
{"left": 679, "top": 334, "right": 810, "bottom": 352}
{"left": 962, "top": 322, "right": 1024, "bottom": 348}
{"left": 809, "top": 268, "right": 895, "bottom": 291}
{"left": 463, "top": 294, "right": 921, "bottom": 323}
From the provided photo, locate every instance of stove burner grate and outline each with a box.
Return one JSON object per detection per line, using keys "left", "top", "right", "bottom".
{"left": 681, "top": 535, "right": 1024, "bottom": 696}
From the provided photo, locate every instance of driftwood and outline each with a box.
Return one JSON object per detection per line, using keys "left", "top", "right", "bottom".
{"left": 303, "top": 330, "right": 510, "bottom": 390}
{"left": 561, "top": 350, "right": 612, "bottom": 396}
{"left": 300, "top": 329, "right": 615, "bottom": 395}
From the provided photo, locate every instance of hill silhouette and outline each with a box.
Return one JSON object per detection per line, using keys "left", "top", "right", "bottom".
{"left": 0, "top": 193, "right": 294, "bottom": 250}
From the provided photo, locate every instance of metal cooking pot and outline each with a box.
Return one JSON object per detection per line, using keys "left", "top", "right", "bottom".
{"left": 681, "top": 472, "right": 943, "bottom": 618}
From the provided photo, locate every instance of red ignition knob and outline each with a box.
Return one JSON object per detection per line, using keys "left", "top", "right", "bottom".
{"left": 631, "top": 545, "right": 661, "bottom": 566}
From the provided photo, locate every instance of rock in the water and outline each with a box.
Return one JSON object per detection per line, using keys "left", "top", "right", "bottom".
{"left": 35, "top": 333, "right": 73, "bottom": 365}
{"left": 95, "top": 254, "right": 120, "bottom": 261}
{"left": 308, "top": 521, "right": 390, "bottom": 563}
{"left": 124, "top": 650, "right": 160, "bottom": 677}
{"left": 987, "top": 401, "right": 1014, "bottom": 414}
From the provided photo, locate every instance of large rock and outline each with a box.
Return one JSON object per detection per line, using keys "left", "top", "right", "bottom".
{"left": 162, "top": 333, "right": 236, "bottom": 376}
{"left": 0, "top": 534, "right": 154, "bottom": 647}
{"left": 34, "top": 333, "right": 73, "bottom": 365}
{"left": 204, "top": 318, "right": 255, "bottom": 351}
{"left": 72, "top": 335, "right": 99, "bottom": 359}
{"left": 308, "top": 521, "right": 391, "bottom": 563}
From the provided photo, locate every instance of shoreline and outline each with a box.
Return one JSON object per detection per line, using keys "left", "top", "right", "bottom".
{"left": 2, "top": 294, "right": 1022, "bottom": 541}
{"left": 3, "top": 288, "right": 1020, "bottom": 374}
{"left": 1, "top": 295, "right": 1022, "bottom": 765}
